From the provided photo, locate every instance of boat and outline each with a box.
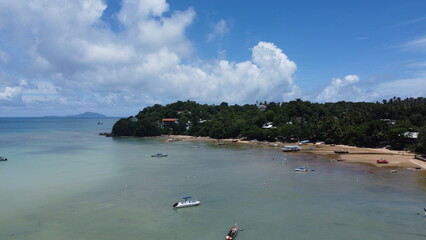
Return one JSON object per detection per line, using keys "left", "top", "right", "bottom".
{"left": 225, "top": 224, "right": 239, "bottom": 240}
{"left": 0, "top": 156, "right": 7, "bottom": 161}
{"left": 294, "top": 166, "right": 308, "bottom": 172}
{"left": 172, "top": 197, "right": 200, "bottom": 208}
{"left": 151, "top": 153, "right": 168, "bottom": 157}
{"left": 334, "top": 150, "right": 349, "bottom": 154}
{"left": 376, "top": 159, "right": 388, "bottom": 164}
{"left": 282, "top": 145, "right": 301, "bottom": 152}
{"left": 190, "top": 146, "right": 200, "bottom": 148}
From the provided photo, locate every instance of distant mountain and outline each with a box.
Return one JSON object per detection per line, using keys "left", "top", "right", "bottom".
{"left": 44, "top": 112, "right": 107, "bottom": 118}
{"left": 66, "top": 112, "right": 106, "bottom": 118}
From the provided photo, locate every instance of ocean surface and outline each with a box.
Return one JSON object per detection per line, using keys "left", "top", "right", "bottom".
{"left": 0, "top": 117, "right": 425, "bottom": 240}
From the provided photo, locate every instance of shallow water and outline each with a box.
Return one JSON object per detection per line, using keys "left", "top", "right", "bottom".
{"left": 1, "top": 118, "right": 425, "bottom": 240}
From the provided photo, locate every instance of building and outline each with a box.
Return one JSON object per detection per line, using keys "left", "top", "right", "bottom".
{"left": 262, "top": 122, "right": 274, "bottom": 129}
{"left": 161, "top": 118, "right": 179, "bottom": 128}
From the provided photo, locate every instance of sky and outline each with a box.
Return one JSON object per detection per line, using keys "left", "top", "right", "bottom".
{"left": 0, "top": 0, "right": 425, "bottom": 117}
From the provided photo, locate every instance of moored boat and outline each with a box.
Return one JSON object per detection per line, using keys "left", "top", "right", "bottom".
{"left": 334, "top": 150, "right": 349, "bottom": 154}
{"left": 377, "top": 159, "right": 388, "bottom": 164}
{"left": 225, "top": 224, "right": 239, "bottom": 240}
{"left": 282, "top": 145, "right": 301, "bottom": 152}
{"left": 151, "top": 153, "right": 168, "bottom": 157}
{"left": 172, "top": 197, "right": 200, "bottom": 208}
{"left": 294, "top": 166, "right": 308, "bottom": 172}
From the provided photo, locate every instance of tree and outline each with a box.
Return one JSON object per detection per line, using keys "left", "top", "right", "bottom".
{"left": 414, "top": 127, "right": 426, "bottom": 154}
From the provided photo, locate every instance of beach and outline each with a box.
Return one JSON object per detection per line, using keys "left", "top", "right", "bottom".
{"left": 164, "top": 135, "right": 425, "bottom": 169}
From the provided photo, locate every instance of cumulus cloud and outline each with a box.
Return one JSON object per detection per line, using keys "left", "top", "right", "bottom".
{"left": 316, "top": 75, "right": 362, "bottom": 102}
{"left": 207, "top": 19, "right": 231, "bottom": 42}
{"left": 0, "top": 0, "right": 300, "bottom": 116}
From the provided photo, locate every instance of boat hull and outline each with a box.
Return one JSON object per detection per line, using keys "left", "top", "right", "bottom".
{"left": 226, "top": 225, "right": 239, "bottom": 240}
{"left": 173, "top": 200, "right": 200, "bottom": 208}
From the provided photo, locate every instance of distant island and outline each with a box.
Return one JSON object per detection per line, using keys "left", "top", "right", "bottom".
{"left": 44, "top": 112, "right": 107, "bottom": 118}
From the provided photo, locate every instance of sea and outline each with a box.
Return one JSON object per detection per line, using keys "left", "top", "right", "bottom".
{"left": 0, "top": 117, "right": 425, "bottom": 240}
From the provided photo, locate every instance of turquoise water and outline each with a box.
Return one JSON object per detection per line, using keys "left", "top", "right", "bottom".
{"left": 0, "top": 118, "right": 425, "bottom": 240}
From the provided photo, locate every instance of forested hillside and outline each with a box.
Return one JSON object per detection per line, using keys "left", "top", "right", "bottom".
{"left": 111, "top": 97, "right": 426, "bottom": 153}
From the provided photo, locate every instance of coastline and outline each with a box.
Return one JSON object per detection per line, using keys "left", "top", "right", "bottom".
{"left": 164, "top": 135, "right": 425, "bottom": 170}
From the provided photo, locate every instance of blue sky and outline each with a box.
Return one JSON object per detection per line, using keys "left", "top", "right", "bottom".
{"left": 0, "top": 0, "right": 425, "bottom": 117}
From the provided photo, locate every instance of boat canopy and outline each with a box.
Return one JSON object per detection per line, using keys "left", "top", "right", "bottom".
{"left": 183, "top": 196, "right": 192, "bottom": 200}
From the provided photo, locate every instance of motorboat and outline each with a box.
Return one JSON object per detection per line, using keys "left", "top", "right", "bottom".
{"left": 172, "top": 197, "right": 200, "bottom": 208}
{"left": 0, "top": 156, "right": 7, "bottom": 161}
{"left": 294, "top": 166, "right": 308, "bottom": 172}
{"left": 377, "top": 159, "right": 388, "bottom": 164}
{"left": 225, "top": 224, "right": 239, "bottom": 240}
{"left": 282, "top": 145, "right": 301, "bottom": 152}
{"left": 151, "top": 153, "right": 168, "bottom": 157}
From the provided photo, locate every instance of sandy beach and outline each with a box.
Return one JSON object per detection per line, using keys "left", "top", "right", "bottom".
{"left": 165, "top": 135, "right": 426, "bottom": 170}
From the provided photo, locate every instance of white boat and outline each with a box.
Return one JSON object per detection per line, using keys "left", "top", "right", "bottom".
{"left": 294, "top": 166, "right": 307, "bottom": 172}
{"left": 282, "top": 145, "right": 301, "bottom": 152}
{"left": 0, "top": 156, "right": 7, "bottom": 161}
{"left": 172, "top": 197, "right": 200, "bottom": 208}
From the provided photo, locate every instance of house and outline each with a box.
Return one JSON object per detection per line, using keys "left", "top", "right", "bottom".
{"left": 161, "top": 118, "right": 179, "bottom": 128}
{"left": 262, "top": 122, "right": 274, "bottom": 129}
{"left": 403, "top": 132, "right": 419, "bottom": 139}
{"left": 381, "top": 119, "right": 397, "bottom": 125}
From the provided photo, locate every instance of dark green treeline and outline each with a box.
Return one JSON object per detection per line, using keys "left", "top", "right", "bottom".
{"left": 112, "top": 97, "right": 426, "bottom": 153}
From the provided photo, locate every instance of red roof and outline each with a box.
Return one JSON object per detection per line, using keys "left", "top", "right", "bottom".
{"left": 162, "top": 118, "right": 178, "bottom": 122}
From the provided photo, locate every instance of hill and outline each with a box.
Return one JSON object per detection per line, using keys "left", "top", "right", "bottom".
{"left": 44, "top": 112, "right": 106, "bottom": 118}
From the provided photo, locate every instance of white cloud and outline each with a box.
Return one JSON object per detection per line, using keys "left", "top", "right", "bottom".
{"left": 372, "top": 76, "right": 426, "bottom": 99}
{"left": 0, "top": 80, "right": 26, "bottom": 106}
{"left": 400, "top": 36, "right": 426, "bottom": 52}
{"left": 207, "top": 19, "right": 230, "bottom": 42}
{"left": 316, "top": 75, "right": 361, "bottom": 102}
{"left": 392, "top": 17, "right": 426, "bottom": 28}
{"left": 0, "top": 49, "right": 8, "bottom": 64}
{"left": 0, "top": 0, "right": 301, "bottom": 116}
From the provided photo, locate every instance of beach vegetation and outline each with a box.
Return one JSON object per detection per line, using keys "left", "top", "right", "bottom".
{"left": 111, "top": 97, "right": 426, "bottom": 153}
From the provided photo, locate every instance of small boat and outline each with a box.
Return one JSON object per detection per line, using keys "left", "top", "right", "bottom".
{"left": 376, "top": 159, "right": 388, "bottom": 164}
{"left": 190, "top": 146, "right": 200, "bottom": 148}
{"left": 294, "top": 166, "right": 308, "bottom": 172}
{"left": 282, "top": 145, "right": 301, "bottom": 152}
{"left": 334, "top": 150, "right": 349, "bottom": 154}
{"left": 225, "top": 224, "right": 239, "bottom": 240}
{"left": 172, "top": 197, "right": 200, "bottom": 208}
{"left": 151, "top": 153, "right": 168, "bottom": 157}
{"left": 0, "top": 156, "right": 7, "bottom": 161}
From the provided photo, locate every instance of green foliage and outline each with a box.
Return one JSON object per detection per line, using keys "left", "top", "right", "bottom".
{"left": 111, "top": 97, "right": 426, "bottom": 153}
{"left": 414, "top": 127, "right": 426, "bottom": 154}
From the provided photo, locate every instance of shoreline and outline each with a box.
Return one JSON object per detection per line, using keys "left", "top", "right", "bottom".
{"left": 163, "top": 135, "right": 425, "bottom": 170}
